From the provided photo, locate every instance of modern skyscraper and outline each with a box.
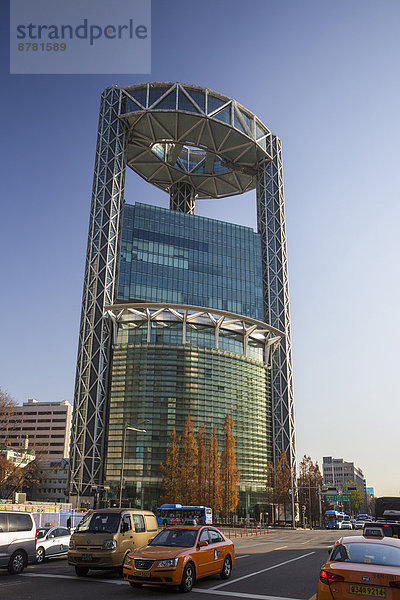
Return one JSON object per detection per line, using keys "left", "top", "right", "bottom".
{"left": 69, "top": 83, "right": 295, "bottom": 512}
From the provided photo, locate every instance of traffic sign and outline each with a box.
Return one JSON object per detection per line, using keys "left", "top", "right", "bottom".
{"left": 326, "top": 494, "right": 351, "bottom": 502}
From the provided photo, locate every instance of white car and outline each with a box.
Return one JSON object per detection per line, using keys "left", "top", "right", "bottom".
{"left": 341, "top": 520, "right": 353, "bottom": 530}
{"left": 353, "top": 520, "right": 365, "bottom": 530}
{"left": 36, "top": 526, "right": 71, "bottom": 563}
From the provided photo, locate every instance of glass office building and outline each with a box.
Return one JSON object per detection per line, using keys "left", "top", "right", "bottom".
{"left": 69, "top": 83, "right": 295, "bottom": 516}
{"left": 118, "top": 203, "right": 263, "bottom": 320}
{"left": 103, "top": 203, "right": 271, "bottom": 510}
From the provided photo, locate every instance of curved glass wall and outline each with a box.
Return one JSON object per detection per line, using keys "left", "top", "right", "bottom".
{"left": 116, "top": 321, "right": 264, "bottom": 362}
{"left": 105, "top": 342, "right": 271, "bottom": 511}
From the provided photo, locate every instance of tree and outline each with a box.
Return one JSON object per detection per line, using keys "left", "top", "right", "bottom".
{"left": 0, "top": 387, "right": 16, "bottom": 443}
{"left": 179, "top": 415, "right": 198, "bottom": 505}
{"left": 265, "top": 461, "right": 275, "bottom": 504}
{"left": 298, "top": 455, "right": 323, "bottom": 526}
{"left": 274, "top": 450, "right": 291, "bottom": 522}
{"left": 220, "top": 414, "right": 240, "bottom": 521}
{"left": 206, "top": 426, "right": 222, "bottom": 514}
{"left": 196, "top": 424, "right": 207, "bottom": 505}
{"left": 159, "top": 429, "right": 181, "bottom": 504}
{"left": 344, "top": 481, "right": 365, "bottom": 514}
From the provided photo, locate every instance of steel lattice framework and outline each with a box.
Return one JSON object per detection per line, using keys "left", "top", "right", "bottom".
{"left": 256, "top": 137, "right": 295, "bottom": 468}
{"left": 69, "top": 82, "right": 296, "bottom": 502}
{"left": 69, "top": 87, "right": 127, "bottom": 499}
{"left": 106, "top": 302, "right": 283, "bottom": 363}
{"left": 169, "top": 182, "right": 195, "bottom": 214}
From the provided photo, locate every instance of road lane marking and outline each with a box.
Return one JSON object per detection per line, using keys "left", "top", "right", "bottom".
{"left": 20, "top": 573, "right": 126, "bottom": 584}
{"left": 20, "top": 572, "right": 307, "bottom": 600}
{"left": 235, "top": 554, "right": 250, "bottom": 559}
{"left": 193, "top": 589, "right": 304, "bottom": 600}
{"left": 210, "top": 551, "right": 315, "bottom": 589}
{"left": 236, "top": 539, "right": 286, "bottom": 548}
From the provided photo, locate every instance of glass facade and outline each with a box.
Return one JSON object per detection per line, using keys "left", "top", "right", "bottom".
{"left": 104, "top": 201, "right": 271, "bottom": 513}
{"left": 105, "top": 342, "right": 271, "bottom": 511}
{"left": 118, "top": 203, "right": 263, "bottom": 320}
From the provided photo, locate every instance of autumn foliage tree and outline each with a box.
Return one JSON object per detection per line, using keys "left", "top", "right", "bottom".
{"left": 273, "top": 450, "right": 291, "bottom": 521}
{"left": 206, "top": 426, "right": 222, "bottom": 513}
{"left": 220, "top": 414, "right": 240, "bottom": 521}
{"left": 159, "top": 429, "right": 181, "bottom": 504}
{"left": 179, "top": 415, "right": 198, "bottom": 505}
{"left": 196, "top": 424, "right": 207, "bottom": 505}
{"left": 298, "top": 455, "right": 323, "bottom": 526}
{"left": 159, "top": 414, "right": 239, "bottom": 518}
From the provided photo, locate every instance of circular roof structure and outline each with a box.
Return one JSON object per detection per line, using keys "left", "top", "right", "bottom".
{"left": 120, "top": 82, "right": 272, "bottom": 199}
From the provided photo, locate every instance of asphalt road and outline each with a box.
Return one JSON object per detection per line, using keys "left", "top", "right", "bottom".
{"left": 0, "top": 529, "right": 361, "bottom": 600}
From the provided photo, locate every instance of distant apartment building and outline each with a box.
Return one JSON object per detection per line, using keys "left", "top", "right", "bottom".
{"left": 0, "top": 399, "right": 73, "bottom": 503}
{"left": 323, "top": 456, "right": 366, "bottom": 492}
{"left": 0, "top": 398, "right": 72, "bottom": 459}
{"left": 31, "top": 458, "right": 70, "bottom": 503}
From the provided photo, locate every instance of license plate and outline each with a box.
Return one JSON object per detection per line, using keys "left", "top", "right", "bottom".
{"left": 81, "top": 553, "right": 92, "bottom": 561}
{"left": 349, "top": 584, "right": 386, "bottom": 597}
{"left": 133, "top": 570, "right": 151, "bottom": 578}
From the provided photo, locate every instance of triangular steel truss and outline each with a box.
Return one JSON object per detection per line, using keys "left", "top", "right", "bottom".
{"left": 256, "top": 137, "right": 296, "bottom": 470}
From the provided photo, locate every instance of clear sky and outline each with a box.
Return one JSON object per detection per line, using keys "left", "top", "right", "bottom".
{"left": 1, "top": 0, "right": 399, "bottom": 497}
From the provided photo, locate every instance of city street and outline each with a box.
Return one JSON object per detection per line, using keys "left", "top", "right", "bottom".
{"left": 0, "top": 529, "right": 360, "bottom": 600}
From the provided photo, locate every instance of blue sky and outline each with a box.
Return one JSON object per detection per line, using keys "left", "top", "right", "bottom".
{"left": 1, "top": 0, "right": 400, "bottom": 496}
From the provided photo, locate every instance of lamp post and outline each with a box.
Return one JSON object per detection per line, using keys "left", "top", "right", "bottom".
{"left": 119, "top": 424, "right": 147, "bottom": 508}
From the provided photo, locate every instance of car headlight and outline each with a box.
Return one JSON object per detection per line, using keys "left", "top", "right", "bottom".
{"left": 158, "top": 558, "right": 179, "bottom": 568}
{"left": 69, "top": 539, "right": 75, "bottom": 549}
{"left": 103, "top": 540, "right": 117, "bottom": 550}
{"left": 124, "top": 555, "right": 132, "bottom": 566}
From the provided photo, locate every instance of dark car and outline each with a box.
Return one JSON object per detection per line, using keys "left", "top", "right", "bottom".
{"left": 363, "top": 521, "right": 400, "bottom": 538}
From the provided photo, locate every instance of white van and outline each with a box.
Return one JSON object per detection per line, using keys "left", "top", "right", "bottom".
{"left": 0, "top": 511, "right": 37, "bottom": 574}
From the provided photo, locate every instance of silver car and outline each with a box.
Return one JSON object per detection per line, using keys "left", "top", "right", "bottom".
{"left": 341, "top": 520, "right": 353, "bottom": 530}
{"left": 36, "top": 526, "right": 71, "bottom": 563}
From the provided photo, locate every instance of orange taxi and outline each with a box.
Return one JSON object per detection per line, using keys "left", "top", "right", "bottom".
{"left": 317, "top": 533, "right": 400, "bottom": 599}
{"left": 123, "top": 525, "right": 234, "bottom": 592}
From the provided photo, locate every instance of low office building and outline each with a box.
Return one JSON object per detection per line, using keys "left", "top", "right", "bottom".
{"left": 0, "top": 398, "right": 72, "bottom": 459}
{"left": 323, "top": 456, "right": 366, "bottom": 494}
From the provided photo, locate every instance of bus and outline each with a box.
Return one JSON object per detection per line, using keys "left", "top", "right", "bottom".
{"left": 324, "top": 510, "right": 346, "bottom": 529}
{"left": 156, "top": 504, "right": 213, "bottom": 526}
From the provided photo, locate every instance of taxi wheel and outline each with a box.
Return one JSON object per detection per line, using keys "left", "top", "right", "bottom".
{"left": 180, "top": 562, "right": 195, "bottom": 592}
{"left": 36, "top": 547, "right": 45, "bottom": 564}
{"left": 75, "top": 566, "right": 89, "bottom": 576}
{"left": 129, "top": 582, "right": 143, "bottom": 588}
{"left": 220, "top": 555, "right": 232, "bottom": 579}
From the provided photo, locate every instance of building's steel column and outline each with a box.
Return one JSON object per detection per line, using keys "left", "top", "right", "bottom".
{"left": 169, "top": 182, "right": 196, "bottom": 214}
{"left": 69, "top": 86, "right": 127, "bottom": 502}
{"left": 256, "top": 136, "right": 295, "bottom": 470}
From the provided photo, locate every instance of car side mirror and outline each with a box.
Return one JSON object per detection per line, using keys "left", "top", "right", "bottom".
{"left": 121, "top": 522, "right": 130, "bottom": 533}
{"left": 198, "top": 540, "right": 208, "bottom": 548}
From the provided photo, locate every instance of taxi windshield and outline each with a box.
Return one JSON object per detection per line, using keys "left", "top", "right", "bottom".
{"left": 76, "top": 512, "right": 120, "bottom": 534}
{"left": 149, "top": 529, "right": 197, "bottom": 548}
{"left": 331, "top": 542, "right": 400, "bottom": 567}
{"left": 37, "top": 528, "right": 49, "bottom": 539}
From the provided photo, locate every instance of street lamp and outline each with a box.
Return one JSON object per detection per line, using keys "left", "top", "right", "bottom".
{"left": 119, "top": 424, "right": 148, "bottom": 508}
